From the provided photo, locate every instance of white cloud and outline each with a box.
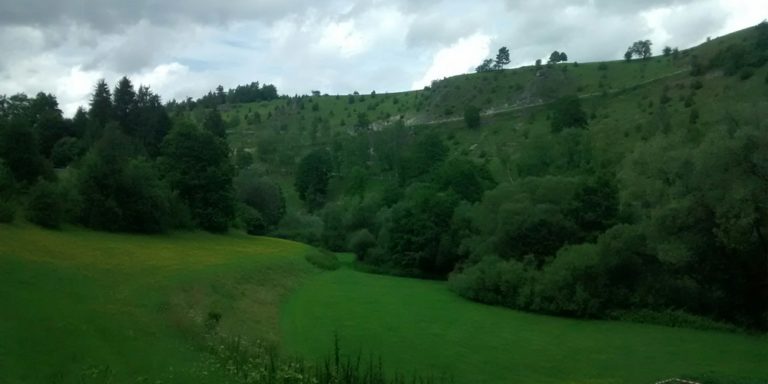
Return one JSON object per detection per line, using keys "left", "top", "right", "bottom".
{"left": 318, "top": 20, "right": 366, "bottom": 57}
{"left": 411, "top": 33, "right": 492, "bottom": 90}
{"left": 55, "top": 66, "right": 102, "bottom": 116}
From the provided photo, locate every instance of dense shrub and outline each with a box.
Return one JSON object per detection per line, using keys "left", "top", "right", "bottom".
{"left": 235, "top": 170, "right": 286, "bottom": 228}
{"left": 348, "top": 229, "right": 376, "bottom": 261}
{"left": 463, "top": 105, "right": 481, "bottom": 129}
{"left": 0, "top": 200, "right": 14, "bottom": 223}
{"left": 0, "top": 161, "right": 15, "bottom": 223}
{"left": 239, "top": 204, "right": 267, "bottom": 235}
{"left": 50, "top": 137, "right": 81, "bottom": 168}
{"left": 274, "top": 212, "right": 324, "bottom": 245}
{"left": 26, "top": 180, "right": 65, "bottom": 229}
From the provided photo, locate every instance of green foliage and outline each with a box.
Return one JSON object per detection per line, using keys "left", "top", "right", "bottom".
{"left": 494, "top": 46, "right": 510, "bottom": 70}
{"left": 0, "top": 116, "right": 48, "bottom": 184}
{"left": 161, "top": 121, "right": 235, "bottom": 232}
{"left": 274, "top": 212, "right": 324, "bottom": 245}
{"left": 378, "top": 184, "right": 460, "bottom": 275}
{"left": 399, "top": 132, "right": 448, "bottom": 183}
{"left": 0, "top": 200, "right": 14, "bottom": 223}
{"left": 435, "top": 157, "right": 495, "bottom": 203}
{"left": 533, "top": 243, "right": 602, "bottom": 316}
{"left": 295, "top": 149, "right": 333, "bottom": 211}
{"left": 88, "top": 79, "right": 113, "bottom": 129}
{"left": 463, "top": 105, "right": 480, "bottom": 129}
{"left": 235, "top": 170, "right": 286, "bottom": 228}
{"left": 26, "top": 180, "right": 65, "bottom": 229}
{"left": 550, "top": 95, "right": 588, "bottom": 132}
{"left": 78, "top": 131, "right": 172, "bottom": 233}
{"left": 113, "top": 76, "right": 137, "bottom": 135}
{"left": 475, "top": 58, "right": 494, "bottom": 73}
{"left": 51, "top": 137, "right": 82, "bottom": 168}
{"left": 348, "top": 229, "right": 376, "bottom": 261}
{"left": 625, "top": 40, "right": 653, "bottom": 60}
{"left": 0, "top": 161, "right": 15, "bottom": 222}
{"left": 239, "top": 204, "right": 268, "bottom": 235}
{"left": 203, "top": 108, "right": 227, "bottom": 138}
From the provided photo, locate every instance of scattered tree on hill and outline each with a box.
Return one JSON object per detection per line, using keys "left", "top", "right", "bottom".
{"left": 535, "top": 59, "right": 542, "bottom": 68}
{"left": 475, "top": 58, "right": 494, "bottom": 73}
{"left": 494, "top": 47, "right": 511, "bottom": 70}
{"left": 663, "top": 46, "right": 672, "bottom": 57}
{"left": 625, "top": 40, "right": 653, "bottom": 61}
{"left": 548, "top": 51, "right": 568, "bottom": 64}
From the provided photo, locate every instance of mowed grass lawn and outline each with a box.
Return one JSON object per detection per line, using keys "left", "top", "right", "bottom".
{"left": 0, "top": 223, "right": 318, "bottom": 383}
{"left": 281, "top": 264, "right": 768, "bottom": 384}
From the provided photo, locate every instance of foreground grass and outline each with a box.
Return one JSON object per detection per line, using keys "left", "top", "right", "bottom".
{"left": 281, "top": 266, "right": 768, "bottom": 384}
{"left": 0, "top": 222, "right": 318, "bottom": 383}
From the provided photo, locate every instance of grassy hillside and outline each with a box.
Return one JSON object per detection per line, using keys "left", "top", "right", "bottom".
{"left": 0, "top": 222, "right": 318, "bottom": 383}
{"left": 282, "top": 261, "right": 768, "bottom": 384}
{"left": 212, "top": 24, "right": 767, "bottom": 201}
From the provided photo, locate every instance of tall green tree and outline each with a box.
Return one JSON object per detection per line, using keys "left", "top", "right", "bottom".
{"left": 0, "top": 116, "right": 47, "bottom": 184}
{"left": 203, "top": 107, "right": 226, "bottom": 138}
{"left": 89, "top": 79, "right": 113, "bottom": 129}
{"left": 113, "top": 76, "right": 138, "bottom": 135}
{"left": 295, "top": 149, "right": 333, "bottom": 211}
{"left": 135, "top": 86, "right": 171, "bottom": 156}
{"left": 78, "top": 125, "right": 171, "bottom": 233}
{"left": 160, "top": 121, "right": 235, "bottom": 232}
{"left": 494, "top": 47, "right": 511, "bottom": 70}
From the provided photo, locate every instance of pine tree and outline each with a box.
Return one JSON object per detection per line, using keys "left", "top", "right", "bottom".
{"left": 113, "top": 76, "right": 137, "bottom": 135}
{"left": 89, "top": 79, "right": 113, "bottom": 129}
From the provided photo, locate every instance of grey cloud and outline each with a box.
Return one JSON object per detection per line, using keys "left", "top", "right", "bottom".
{"left": 0, "top": 0, "right": 357, "bottom": 32}
{"left": 405, "top": 11, "right": 485, "bottom": 48}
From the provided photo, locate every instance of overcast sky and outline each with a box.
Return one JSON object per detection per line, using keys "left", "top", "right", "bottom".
{"left": 0, "top": 0, "right": 765, "bottom": 116}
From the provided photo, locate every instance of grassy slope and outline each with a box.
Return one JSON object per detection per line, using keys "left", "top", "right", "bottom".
{"left": 220, "top": 26, "right": 767, "bottom": 210}
{"left": 282, "top": 264, "right": 768, "bottom": 384}
{"left": 0, "top": 222, "right": 319, "bottom": 383}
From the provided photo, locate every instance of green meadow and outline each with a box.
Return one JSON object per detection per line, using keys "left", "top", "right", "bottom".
{"left": 1, "top": 224, "right": 767, "bottom": 383}
{"left": 282, "top": 258, "right": 768, "bottom": 384}
{"left": 0, "top": 223, "right": 317, "bottom": 383}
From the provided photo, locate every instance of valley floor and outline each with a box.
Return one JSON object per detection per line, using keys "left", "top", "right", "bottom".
{"left": 282, "top": 259, "right": 768, "bottom": 384}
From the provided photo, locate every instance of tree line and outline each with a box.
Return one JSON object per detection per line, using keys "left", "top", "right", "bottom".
{"left": 0, "top": 77, "right": 285, "bottom": 235}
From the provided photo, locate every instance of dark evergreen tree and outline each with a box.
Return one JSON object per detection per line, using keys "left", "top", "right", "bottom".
{"left": 113, "top": 76, "right": 138, "bottom": 135}
{"left": 203, "top": 108, "right": 227, "bottom": 138}
{"left": 89, "top": 79, "right": 113, "bottom": 129}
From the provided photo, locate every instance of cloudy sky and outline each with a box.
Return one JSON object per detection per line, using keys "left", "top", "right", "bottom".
{"left": 0, "top": 0, "right": 765, "bottom": 116}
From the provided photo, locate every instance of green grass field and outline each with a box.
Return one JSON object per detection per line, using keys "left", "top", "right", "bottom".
{"left": 0, "top": 222, "right": 318, "bottom": 383}
{"left": 281, "top": 262, "right": 768, "bottom": 384}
